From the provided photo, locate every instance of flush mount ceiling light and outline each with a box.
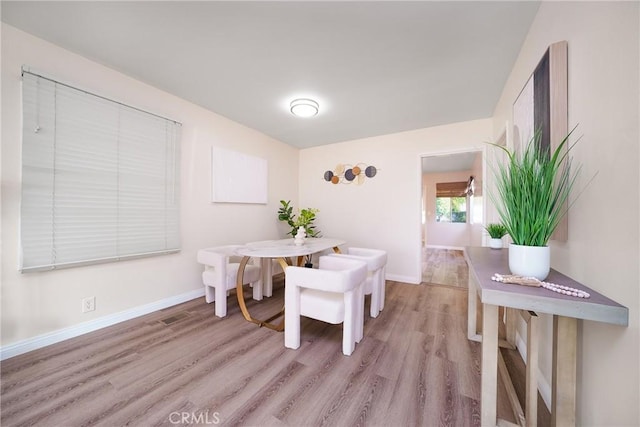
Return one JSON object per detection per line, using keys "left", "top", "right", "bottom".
{"left": 290, "top": 98, "right": 319, "bottom": 118}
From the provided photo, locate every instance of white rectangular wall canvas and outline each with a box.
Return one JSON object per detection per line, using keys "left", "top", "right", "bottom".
{"left": 211, "top": 147, "right": 268, "bottom": 204}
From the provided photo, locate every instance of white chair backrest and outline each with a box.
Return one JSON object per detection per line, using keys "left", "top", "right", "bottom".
{"left": 343, "top": 247, "right": 387, "bottom": 270}
{"left": 197, "top": 245, "right": 243, "bottom": 267}
{"left": 329, "top": 247, "right": 387, "bottom": 318}
{"left": 285, "top": 256, "right": 367, "bottom": 293}
{"left": 197, "top": 245, "right": 247, "bottom": 284}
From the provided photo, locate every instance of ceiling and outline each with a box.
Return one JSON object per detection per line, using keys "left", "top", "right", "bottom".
{"left": 1, "top": 1, "right": 540, "bottom": 149}
{"left": 421, "top": 151, "right": 478, "bottom": 174}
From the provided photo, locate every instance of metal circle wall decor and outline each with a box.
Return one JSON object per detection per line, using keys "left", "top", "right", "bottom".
{"left": 324, "top": 163, "right": 378, "bottom": 185}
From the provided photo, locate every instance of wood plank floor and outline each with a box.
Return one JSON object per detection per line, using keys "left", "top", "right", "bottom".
{"left": 422, "top": 248, "right": 468, "bottom": 288}
{"left": 1, "top": 278, "right": 520, "bottom": 426}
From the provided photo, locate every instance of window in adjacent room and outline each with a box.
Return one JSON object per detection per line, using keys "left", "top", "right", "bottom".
{"left": 20, "top": 69, "right": 182, "bottom": 272}
{"left": 435, "top": 181, "right": 468, "bottom": 223}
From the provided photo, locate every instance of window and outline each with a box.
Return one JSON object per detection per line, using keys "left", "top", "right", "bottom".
{"left": 436, "top": 181, "right": 468, "bottom": 223}
{"left": 20, "top": 70, "right": 181, "bottom": 272}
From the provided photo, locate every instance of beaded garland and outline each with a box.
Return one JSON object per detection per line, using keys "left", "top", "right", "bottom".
{"left": 491, "top": 273, "right": 591, "bottom": 299}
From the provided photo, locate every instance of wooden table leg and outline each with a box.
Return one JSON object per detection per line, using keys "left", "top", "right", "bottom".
{"left": 552, "top": 315, "right": 577, "bottom": 427}
{"left": 481, "top": 303, "right": 499, "bottom": 427}
{"left": 506, "top": 307, "right": 517, "bottom": 347}
{"left": 468, "top": 273, "right": 480, "bottom": 341}
{"left": 525, "top": 311, "right": 538, "bottom": 427}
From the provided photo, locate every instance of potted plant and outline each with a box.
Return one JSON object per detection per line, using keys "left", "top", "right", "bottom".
{"left": 489, "top": 128, "right": 581, "bottom": 280}
{"left": 278, "top": 200, "right": 321, "bottom": 267}
{"left": 484, "top": 223, "right": 508, "bottom": 249}
{"left": 277, "top": 200, "right": 321, "bottom": 238}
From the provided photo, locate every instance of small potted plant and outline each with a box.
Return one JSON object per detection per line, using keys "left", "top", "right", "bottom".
{"left": 278, "top": 200, "right": 321, "bottom": 267}
{"left": 277, "top": 200, "right": 321, "bottom": 238}
{"left": 485, "top": 223, "right": 508, "bottom": 249}
{"left": 489, "top": 127, "right": 581, "bottom": 280}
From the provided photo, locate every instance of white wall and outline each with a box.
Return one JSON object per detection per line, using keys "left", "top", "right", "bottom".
{"left": 0, "top": 24, "right": 299, "bottom": 347}
{"left": 491, "top": 2, "right": 639, "bottom": 425}
{"left": 299, "top": 119, "right": 492, "bottom": 284}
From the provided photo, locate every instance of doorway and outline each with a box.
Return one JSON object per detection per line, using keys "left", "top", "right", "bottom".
{"left": 420, "top": 149, "right": 484, "bottom": 285}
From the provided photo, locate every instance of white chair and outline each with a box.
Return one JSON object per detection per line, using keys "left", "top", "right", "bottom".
{"left": 285, "top": 256, "right": 367, "bottom": 356}
{"left": 329, "top": 247, "right": 387, "bottom": 318}
{"left": 197, "top": 245, "right": 262, "bottom": 318}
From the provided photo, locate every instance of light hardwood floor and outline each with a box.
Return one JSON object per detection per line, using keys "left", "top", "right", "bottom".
{"left": 2, "top": 278, "right": 521, "bottom": 426}
{"left": 422, "top": 248, "right": 468, "bottom": 288}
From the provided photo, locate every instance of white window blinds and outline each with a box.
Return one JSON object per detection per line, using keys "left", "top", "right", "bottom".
{"left": 20, "top": 70, "right": 181, "bottom": 272}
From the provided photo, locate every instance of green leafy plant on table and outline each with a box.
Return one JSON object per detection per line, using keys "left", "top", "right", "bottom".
{"left": 484, "top": 223, "right": 508, "bottom": 239}
{"left": 489, "top": 127, "right": 581, "bottom": 247}
{"left": 278, "top": 200, "right": 321, "bottom": 238}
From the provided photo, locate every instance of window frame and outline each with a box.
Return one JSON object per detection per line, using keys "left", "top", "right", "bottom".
{"left": 435, "top": 195, "right": 468, "bottom": 223}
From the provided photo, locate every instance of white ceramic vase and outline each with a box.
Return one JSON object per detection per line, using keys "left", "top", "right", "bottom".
{"left": 294, "top": 226, "right": 306, "bottom": 246}
{"left": 489, "top": 238, "right": 503, "bottom": 249}
{"left": 508, "top": 244, "right": 550, "bottom": 281}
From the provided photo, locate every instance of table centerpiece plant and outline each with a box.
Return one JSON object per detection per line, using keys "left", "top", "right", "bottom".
{"left": 489, "top": 127, "right": 581, "bottom": 280}
{"left": 277, "top": 200, "right": 321, "bottom": 238}
{"left": 278, "top": 200, "right": 321, "bottom": 267}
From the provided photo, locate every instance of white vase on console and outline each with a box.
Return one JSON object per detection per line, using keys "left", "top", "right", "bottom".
{"left": 489, "top": 238, "right": 503, "bottom": 249}
{"left": 508, "top": 243, "right": 550, "bottom": 281}
{"left": 294, "top": 226, "right": 306, "bottom": 246}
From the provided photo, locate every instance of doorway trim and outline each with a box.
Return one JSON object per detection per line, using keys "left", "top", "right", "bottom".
{"left": 417, "top": 146, "right": 486, "bottom": 283}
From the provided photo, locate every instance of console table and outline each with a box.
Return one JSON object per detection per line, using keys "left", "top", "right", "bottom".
{"left": 464, "top": 246, "right": 628, "bottom": 427}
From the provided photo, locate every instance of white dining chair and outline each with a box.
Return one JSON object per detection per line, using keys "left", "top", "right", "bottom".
{"left": 284, "top": 256, "right": 367, "bottom": 356}
{"left": 329, "top": 247, "right": 387, "bottom": 318}
{"left": 197, "top": 245, "right": 262, "bottom": 318}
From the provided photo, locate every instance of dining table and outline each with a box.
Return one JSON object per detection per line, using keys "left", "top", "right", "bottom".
{"left": 234, "top": 237, "right": 346, "bottom": 331}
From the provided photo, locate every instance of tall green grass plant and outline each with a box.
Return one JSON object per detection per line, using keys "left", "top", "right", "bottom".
{"left": 489, "top": 128, "right": 581, "bottom": 247}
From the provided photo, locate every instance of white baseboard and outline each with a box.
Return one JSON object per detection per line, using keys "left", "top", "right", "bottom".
{"left": 0, "top": 288, "right": 205, "bottom": 361}
{"left": 425, "top": 245, "right": 465, "bottom": 250}
{"left": 515, "top": 330, "right": 552, "bottom": 411}
{"left": 385, "top": 273, "right": 420, "bottom": 284}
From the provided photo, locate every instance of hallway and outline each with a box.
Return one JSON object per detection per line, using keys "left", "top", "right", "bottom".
{"left": 422, "top": 248, "right": 468, "bottom": 287}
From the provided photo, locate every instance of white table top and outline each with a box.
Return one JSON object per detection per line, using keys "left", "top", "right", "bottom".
{"left": 235, "top": 238, "right": 346, "bottom": 258}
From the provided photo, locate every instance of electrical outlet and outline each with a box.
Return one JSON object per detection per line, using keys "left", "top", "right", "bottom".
{"left": 82, "top": 296, "right": 96, "bottom": 313}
